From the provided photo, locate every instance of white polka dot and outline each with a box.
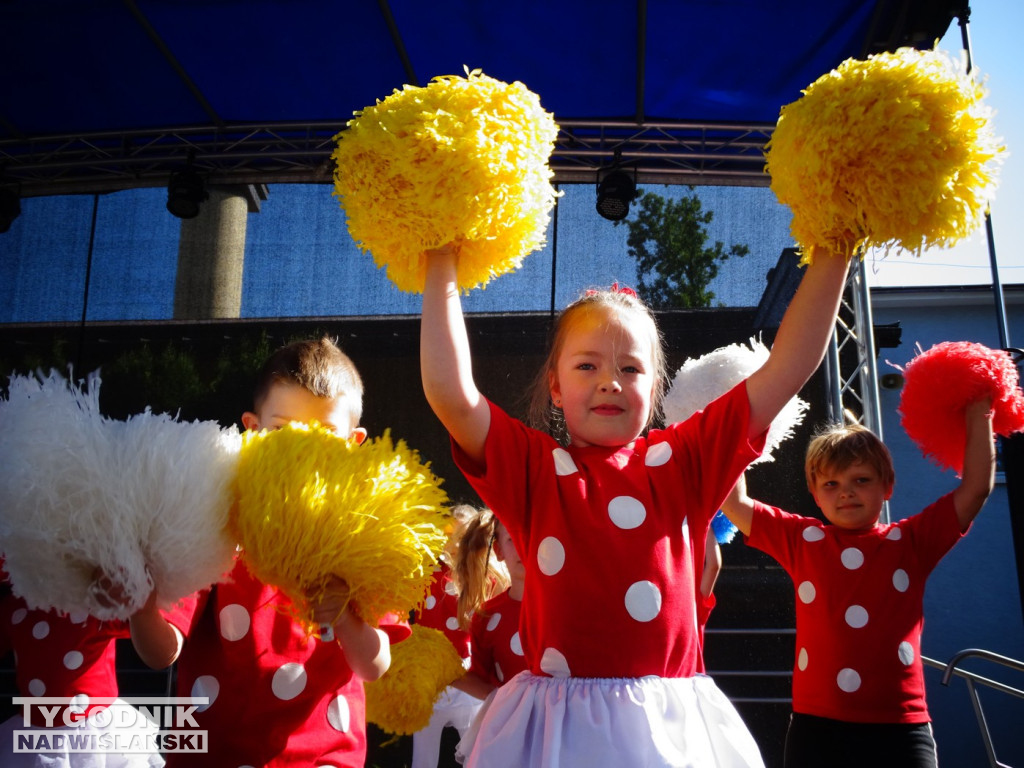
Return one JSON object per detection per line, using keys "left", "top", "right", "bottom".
{"left": 71, "top": 695, "right": 91, "bottom": 723}
{"left": 608, "top": 496, "right": 646, "bottom": 529}
{"left": 845, "top": 605, "right": 869, "bottom": 628}
{"left": 841, "top": 548, "right": 864, "bottom": 570}
{"left": 495, "top": 662, "right": 505, "bottom": 683}
{"left": 219, "top": 604, "right": 250, "bottom": 642}
{"left": 31, "top": 621, "right": 49, "bottom": 639}
{"left": 540, "top": 647, "right": 571, "bottom": 677}
{"left": 510, "top": 632, "right": 523, "bottom": 656}
{"left": 64, "top": 651, "right": 84, "bottom": 670}
{"left": 445, "top": 617, "right": 460, "bottom": 632}
{"left": 444, "top": 580, "right": 458, "bottom": 596}
{"left": 425, "top": 595, "right": 437, "bottom": 610}
{"left": 537, "top": 537, "right": 566, "bottom": 576}
{"left": 892, "top": 569, "right": 910, "bottom": 592}
{"left": 68, "top": 610, "right": 89, "bottom": 625}
{"left": 624, "top": 581, "right": 662, "bottom": 622}
{"left": 272, "top": 662, "right": 307, "bottom": 700}
{"left": 898, "top": 642, "right": 915, "bottom": 666}
{"left": 797, "top": 581, "right": 816, "bottom": 604}
{"left": 645, "top": 442, "right": 672, "bottom": 466}
{"left": 486, "top": 613, "right": 502, "bottom": 632}
{"left": 69, "top": 694, "right": 89, "bottom": 711}
{"left": 797, "top": 648, "right": 809, "bottom": 671}
{"left": 327, "top": 695, "right": 350, "bottom": 733}
{"left": 802, "top": 526, "right": 825, "bottom": 542}
{"left": 681, "top": 518, "right": 691, "bottom": 547}
{"left": 28, "top": 679, "right": 45, "bottom": 696}
{"left": 192, "top": 675, "right": 220, "bottom": 711}
{"left": 552, "top": 448, "right": 578, "bottom": 476}
{"left": 837, "top": 668, "right": 861, "bottom": 692}
{"left": 886, "top": 527, "right": 902, "bottom": 541}
{"left": 10, "top": 608, "right": 27, "bottom": 625}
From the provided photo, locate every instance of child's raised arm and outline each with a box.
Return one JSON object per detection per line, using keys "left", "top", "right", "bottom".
{"left": 720, "top": 474, "right": 755, "bottom": 538}
{"left": 420, "top": 244, "right": 492, "bottom": 464}
{"left": 746, "top": 252, "right": 850, "bottom": 440}
{"left": 952, "top": 398, "right": 996, "bottom": 531}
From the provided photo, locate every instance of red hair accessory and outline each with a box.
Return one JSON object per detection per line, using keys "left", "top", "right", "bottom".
{"left": 896, "top": 341, "right": 1024, "bottom": 474}
{"left": 586, "top": 282, "right": 638, "bottom": 298}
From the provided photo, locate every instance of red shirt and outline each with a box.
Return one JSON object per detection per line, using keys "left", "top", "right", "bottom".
{"left": 454, "top": 382, "right": 762, "bottom": 679}
{"left": 1, "top": 589, "right": 128, "bottom": 726}
{"left": 748, "top": 493, "right": 964, "bottom": 723}
{"left": 414, "top": 562, "right": 471, "bottom": 660}
{"left": 163, "top": 560, "right": 408, "bottom": 767}
{"left": 469, "top": 589, "right": 527, "bottom": 687}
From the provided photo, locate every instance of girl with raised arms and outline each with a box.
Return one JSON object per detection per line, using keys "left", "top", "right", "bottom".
{"left": 419, "top": 242, "right": 849, "bottom": 767}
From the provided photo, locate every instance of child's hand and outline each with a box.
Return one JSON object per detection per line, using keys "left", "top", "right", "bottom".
{"left": 424, "top": 241, "right": 460, "bottom": 261}
{"left": 89, "top": 566, "right": 138, "bottom": 612}
{"left": 964, "top": 396, "right": 995, "bottom": 421}
{"left": 308, "top": 575, "right": 353, "bottom": 631}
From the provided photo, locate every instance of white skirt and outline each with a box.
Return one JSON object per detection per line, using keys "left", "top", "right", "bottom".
{"left": 457, "top": 673, "right": 764, "bottom": 768}
{"left": 0, "top": 699, "right": 164, "bottom": 768}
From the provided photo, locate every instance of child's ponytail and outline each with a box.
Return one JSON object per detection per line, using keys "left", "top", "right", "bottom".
{"left": 452, "top": 507, "right": 510, "bottom": 630}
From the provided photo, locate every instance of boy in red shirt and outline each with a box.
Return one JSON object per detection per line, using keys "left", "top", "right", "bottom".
{"left": 722, "top": 399, "right": 995, "bottom": 768}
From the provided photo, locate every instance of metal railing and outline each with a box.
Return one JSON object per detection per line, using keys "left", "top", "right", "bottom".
{"left": 923, "top": 649, "right": 1024, "bottom": 768}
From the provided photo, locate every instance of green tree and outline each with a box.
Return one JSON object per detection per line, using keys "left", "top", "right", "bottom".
{"left": 615, "top": 189, "right": 748, "bottom": 309}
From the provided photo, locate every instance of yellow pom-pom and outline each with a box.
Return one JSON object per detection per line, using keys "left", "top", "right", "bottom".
{"left": 332, "top": 68, "right": 561, "bottom": 293}
{"left": 766, "top": 47, "right": 1005, "bottom": 264}
{"left": 366, "top": 624, "right": 467, "bottom": 735}
{"left": 232, "top": 424, "right": 449, "bottom": 627}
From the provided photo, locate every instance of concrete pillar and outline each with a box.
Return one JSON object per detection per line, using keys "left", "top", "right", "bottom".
{"left": 173, "top": 186, "right": 249, "bottom": 320}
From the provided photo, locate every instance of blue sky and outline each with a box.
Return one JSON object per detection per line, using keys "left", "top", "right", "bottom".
{"left": 869, "top": 1, "right": 1024, "bottom": 289}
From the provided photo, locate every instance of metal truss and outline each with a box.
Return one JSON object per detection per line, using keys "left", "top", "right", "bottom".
{"left": 821, "top": 259, "right": 888, "bottom": 518}
{"left": 0, "top": 119, "right": 774, "bottom": 199}
{"left": 823, "top": 260, "right": 885, "bottom": 433}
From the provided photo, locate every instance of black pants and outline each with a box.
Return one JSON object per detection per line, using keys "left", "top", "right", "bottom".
{"left": 784, "top": 712, "right": 938, "bottom": 768}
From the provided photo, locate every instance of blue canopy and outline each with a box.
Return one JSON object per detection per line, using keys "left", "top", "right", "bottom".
{"left": 0, "top": 0, "right": 956, "bottom": 195}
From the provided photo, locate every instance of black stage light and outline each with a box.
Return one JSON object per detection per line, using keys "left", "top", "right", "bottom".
{"left": 596, "top": 169, "right": 637, "bottom": 221}
{"left": 167, "top": 166, "right": 209, "bottom": 219}
{"left": 0, "top": 186, "right": 21, "bottom": 233}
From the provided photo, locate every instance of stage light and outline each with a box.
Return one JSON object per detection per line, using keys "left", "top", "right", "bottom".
{"left": 166, "top": 161, "right": 209, "bottom": 219}
{"left": 0, "top": 186, "right": 21, "bottom": 234}
{"left": 596, "top": 169, "right": 637, "bottom": 222}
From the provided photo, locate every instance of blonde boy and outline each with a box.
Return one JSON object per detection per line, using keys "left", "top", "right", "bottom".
{"left": 722, "top": 401, "right": 995, "bottom": 768}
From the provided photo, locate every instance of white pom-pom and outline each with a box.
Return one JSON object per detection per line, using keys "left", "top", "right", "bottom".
{"left": 663, "top": 337, "right": 808, "bottom": 464}
{"left": 107, "top": 408, "right": 240, "bottom": 612}
{"left": 0, "top": 370, "right": 239, "bottom": 619}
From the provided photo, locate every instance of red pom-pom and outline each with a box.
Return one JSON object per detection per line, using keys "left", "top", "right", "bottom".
{"left": 897, "top": 341, "right": 1024, "bottom": 473}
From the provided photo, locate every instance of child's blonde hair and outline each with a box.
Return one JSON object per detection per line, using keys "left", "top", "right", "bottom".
{"left": 526, "top": 286, "right": 667, "bottom": 439}
{"left": 452, "top": 506, "right": 511, "bottom": 630}
{"left": 804, "top": 423, "right": 895, "bottom": 492}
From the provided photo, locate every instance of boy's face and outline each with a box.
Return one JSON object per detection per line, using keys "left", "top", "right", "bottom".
{"left": 241, "top": 381, "right": 366, "bottom": 443}
{"left": 811, "top": 460, "right": 893, "bottom": 532}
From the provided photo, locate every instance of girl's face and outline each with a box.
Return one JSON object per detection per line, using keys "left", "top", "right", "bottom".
{"left": 494, "top": 523, "right": 525, "bottom": 586}
{"left": 549, "top": 306, "right": 656, "bottom": 449}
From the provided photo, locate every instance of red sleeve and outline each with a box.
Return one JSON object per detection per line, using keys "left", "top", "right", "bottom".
{"left": 378, "top": 611, "right": 412, "bottom": 644}
{"left": 161, "top": 589, "right": 207, "bottom": 637}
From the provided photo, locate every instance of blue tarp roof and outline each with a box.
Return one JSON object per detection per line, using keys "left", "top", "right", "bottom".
{"left": 0, "top": 0, "right": 957, "bottom": 195}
